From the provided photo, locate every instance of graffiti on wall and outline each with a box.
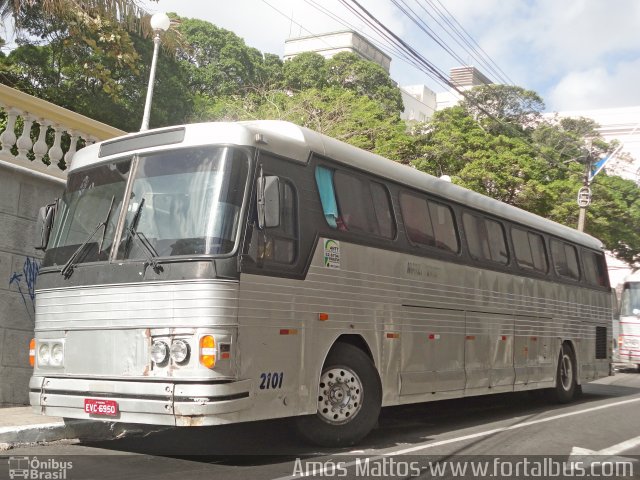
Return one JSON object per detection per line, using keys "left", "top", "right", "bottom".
{"left": 8, "top": 256, "right": 41, "bottom": 320}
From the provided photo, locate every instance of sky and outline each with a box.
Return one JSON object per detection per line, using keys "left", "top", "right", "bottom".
{"left": 141, "top": 0, "right": 640, "bottom": 113}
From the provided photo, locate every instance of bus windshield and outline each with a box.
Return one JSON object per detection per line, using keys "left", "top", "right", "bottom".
{"left": 117, "top": 146, "right": 249, "bottom": 260}
{"left": 43, "top": 146, "right": 249, "bottom": 267}
{"left": 620, "top": 282, "right": 640, "bottom": 316}
{"left": 44, "top": 158, "right": 132, "bottom": 267}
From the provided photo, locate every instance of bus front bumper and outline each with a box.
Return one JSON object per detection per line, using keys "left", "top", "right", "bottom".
{"left": 30, "top": 376, "right": 254, "bottom": 426}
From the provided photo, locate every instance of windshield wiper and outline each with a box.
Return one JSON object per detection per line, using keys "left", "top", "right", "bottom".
{"left": 60, "top": 195, "right": 115, "bottom": 278}
{"left": 122, "top": 198, "right": 163, "bottom": 274}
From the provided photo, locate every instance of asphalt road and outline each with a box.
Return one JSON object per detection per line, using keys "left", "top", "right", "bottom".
{"left": 4, "top": 372, "right": 640, "bottom": 479}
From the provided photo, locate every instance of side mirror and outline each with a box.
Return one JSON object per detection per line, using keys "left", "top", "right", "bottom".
{"left": 257, "top": 174, "right": 280, "bottom": 229}
{"left": 35, "top": 200, "right": 57, "bottom": 251}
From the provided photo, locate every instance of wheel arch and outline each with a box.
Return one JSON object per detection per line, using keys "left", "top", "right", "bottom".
{"left": 329, "top": 334, "right": 375, "bottom": 364}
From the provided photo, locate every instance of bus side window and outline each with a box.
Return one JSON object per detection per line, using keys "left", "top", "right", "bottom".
{"left": 463, "top": 212, "right": 507, "bottom": 264}
{"left": 315, "top": 166, "right": 339, "bottom": 228}
{"left": 550, "top": 239, "right": 580, "bottom": 280}
{"left": 583, "top": 250, "right": 609, "bottom": 287}
{"left": 400, "top": 191, "right": 458, "bottom": 253}
{"left": 315, "top": 165, "right": 396, "bottom": 239}
{"left": 512, "top": 228, "right": 548, "bottom": 273}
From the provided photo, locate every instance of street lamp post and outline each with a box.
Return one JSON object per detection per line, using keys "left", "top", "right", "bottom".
{"left": 140, "top": 12, "right": 170, "bottom": 132}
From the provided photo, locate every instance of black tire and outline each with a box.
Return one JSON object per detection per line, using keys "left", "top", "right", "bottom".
{"left": 547, "top": 344, "right": 578, "bottom": 404}
{"left": 295, "top": 342, "right": 382, "bottom": 447}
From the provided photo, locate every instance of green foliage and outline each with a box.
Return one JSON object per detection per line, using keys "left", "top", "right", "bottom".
{"left": 461, "top": 84, "right": 544, "bottom": 134}
{"left": 414, "top": 84, "right": 640, "bottom": 265}
{"left": 176, "top": 17, "right": 266, "bottom": 97}
{"left": 0, "top": 5, "right": 192, "bottom": 131}
{"left": 282, "top": 52, "right": 327, "bottom": 90}
{"left": 588, "top": 175, "right": 640, "bottom": 264}
{"left": 325, "top": 52, "right": 403, "bottom": 115}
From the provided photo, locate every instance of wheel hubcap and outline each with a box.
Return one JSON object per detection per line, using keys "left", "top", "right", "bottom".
{"left": 560, "top": 353, "right": 573, "bottom": 391}
{"left": 317, "top": 367, "right": 363, "bottom": 425}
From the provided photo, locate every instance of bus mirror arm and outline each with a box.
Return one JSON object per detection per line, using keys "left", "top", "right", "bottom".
{"left": 35, "top": 199, "right": 58, "bottom": 251}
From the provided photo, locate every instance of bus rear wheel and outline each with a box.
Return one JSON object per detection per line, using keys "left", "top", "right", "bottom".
{"left": 295, "top": 342, "right": 381, "bottom": 447}
{"left": 547, "top": 344, "right": 577, "bottom": 403}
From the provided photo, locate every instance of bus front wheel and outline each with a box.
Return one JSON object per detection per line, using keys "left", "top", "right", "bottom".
{"left": 548, "top": 344, "right": 577, "bottom": 403}
{"left": 295, "top": 342, "right": 382, "bottom": 447}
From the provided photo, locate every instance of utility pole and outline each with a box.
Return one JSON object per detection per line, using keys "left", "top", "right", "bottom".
{"left": 577, "top": 140, "right": 593, "bottom": 232}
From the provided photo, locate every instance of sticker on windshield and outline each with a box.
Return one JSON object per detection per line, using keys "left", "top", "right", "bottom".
{"left": 323, "top": 239, "right": 340, "bottom": 269}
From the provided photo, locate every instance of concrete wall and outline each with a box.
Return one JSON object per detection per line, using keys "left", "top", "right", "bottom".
{"left": 0, "top": 162, "right": 64, "bottom": 404}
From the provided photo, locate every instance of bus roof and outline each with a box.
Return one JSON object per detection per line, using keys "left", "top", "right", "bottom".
{"left": 623, "top": 270, "right": 640, "bottom": 283}
{"left": 71, "top": 120, "right": 603, "bottom": 251}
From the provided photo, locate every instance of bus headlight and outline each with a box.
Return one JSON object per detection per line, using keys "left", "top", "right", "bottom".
{"left": 151, "top": 341, "right": 169, "bottom": 365}
{"left": 50, "top": 343, "right": 64, "bottom": 367}
{"left": 170, "top": 340, "right": 190, "bottom": 364}
{"left": 38, "top": 343, "right": 50, "bottom": 366}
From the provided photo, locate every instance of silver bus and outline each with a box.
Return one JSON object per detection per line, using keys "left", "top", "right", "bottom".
{"left": 616, "top": 270, "right": 640, "bottom": 371}
{"left": 30, "top": 121, "right": 613, "bottom": 446}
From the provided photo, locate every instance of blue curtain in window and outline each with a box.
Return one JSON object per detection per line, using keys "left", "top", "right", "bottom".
{"left": 315, "top": 166, "right": 338, "bottom": 228}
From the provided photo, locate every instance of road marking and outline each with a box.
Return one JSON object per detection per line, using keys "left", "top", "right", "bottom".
{"left": 273, "top": 395, "right": 640, "bottom": 480}
{"left": 571, "top": 434, "right": 640, "bottom": 456}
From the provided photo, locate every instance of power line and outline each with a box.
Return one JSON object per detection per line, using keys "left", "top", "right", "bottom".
{"left": 424, "top": 0, "right": 514, "bottom": 85}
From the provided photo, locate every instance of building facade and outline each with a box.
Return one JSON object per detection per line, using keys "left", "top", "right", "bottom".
{"left": 284, "top": 30, "right": 392, "bottom": 72}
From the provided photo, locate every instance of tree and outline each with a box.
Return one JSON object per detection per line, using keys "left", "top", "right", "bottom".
{"left": 461, "top": 84, "right": 544, "bottom": 134}
{"left": 0, "top": 0, "right": 153, "bottom": 31}
{"left": 0, "top": 9, "right": 192, "bottom": 131}
{"left": 412, "top": 106, "right": 488, "bottom": 176}
{"left": 282, "top": 52, "right": 327, "bottom": 91}
{"left": 326, "top": 52, "right": 403, "bottom": 115}
{"left": 587, "top": 175, "right": 640, "bottom": 264}
{"left": 412, "top": 84, "right": 640, "bottom": 265}
{"left": 176, "top": 17, "right": 266, "bottom": 98}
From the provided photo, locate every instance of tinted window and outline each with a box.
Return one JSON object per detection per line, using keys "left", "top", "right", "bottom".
{"left": 462, "top": 213, "right": 508, "bottom": 264}
{"left": 583, "top": 251, "right": 609, "bottom": 287}
{"left": 334, "top": 171, "right": 373, "bottom": 233}
{"left": 322, "top": 169, "right": 395, "bottom": 239}
{"left": 511, "top": 228, "right": 548, "bottom": 273}
{"left": 400, "top": 192, "right": 458, "bottom": 253}
{"left": 550, "top": 239, "right": 580, "bottom": 280}
{"left": 370, "top": 182, "right": 396, "bottom": 239}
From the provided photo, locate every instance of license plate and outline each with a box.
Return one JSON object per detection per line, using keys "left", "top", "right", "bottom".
{"left": 84, "top": 398, "right": 119, "bottom": 417}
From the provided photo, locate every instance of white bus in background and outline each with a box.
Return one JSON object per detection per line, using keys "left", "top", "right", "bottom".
{"left": 29, "top": 121, "right": 613, "bottom": 447}
{"left": 616, "top": 270, "right": 640, "bottom": 371}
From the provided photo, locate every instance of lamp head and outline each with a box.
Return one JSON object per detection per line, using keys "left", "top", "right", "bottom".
{"left": 150, "top": 12, "right": 170, "bottom": 32}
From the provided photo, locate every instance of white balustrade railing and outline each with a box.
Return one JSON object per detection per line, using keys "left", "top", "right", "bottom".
{"left": 0, "top": 84, "right": 126, "bottom": 181}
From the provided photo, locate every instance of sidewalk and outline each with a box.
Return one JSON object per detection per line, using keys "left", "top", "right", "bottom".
{"left": 0, "top": 406, "right": 137, "bottom": 450}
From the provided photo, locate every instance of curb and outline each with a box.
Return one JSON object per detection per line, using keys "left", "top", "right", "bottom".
{"left": 0, "top": 420, "right": 156, "bottom": 450}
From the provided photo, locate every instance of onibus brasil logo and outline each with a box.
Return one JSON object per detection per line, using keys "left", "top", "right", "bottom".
{"left": 8, "top": 457, "right": 72, "bottom": 479}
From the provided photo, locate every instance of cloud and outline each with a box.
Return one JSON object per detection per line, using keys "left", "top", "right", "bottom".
{"left": 548, "top": 59, "right": 640, "bottom": 111}
{"left": 148, "top": 0, "right": 640, "bottom": 110}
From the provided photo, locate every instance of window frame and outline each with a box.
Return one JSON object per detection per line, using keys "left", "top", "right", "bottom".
{"left": 510, "top": 227, "right": 549, "bottom": 274}
{"left": 259, "top": 175, "right": 299, "bottom": 266}
{"left": 462, "top": 211, "right": 509, "bottom": 265}
{"left": 399, "top": 190, "right": 460, "bottom": 254}
{"left": 316, "top": 165, "right": 397, "bottom": 241}
{"left": 550, "top": 238, "right": 581, "bottom": 281}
